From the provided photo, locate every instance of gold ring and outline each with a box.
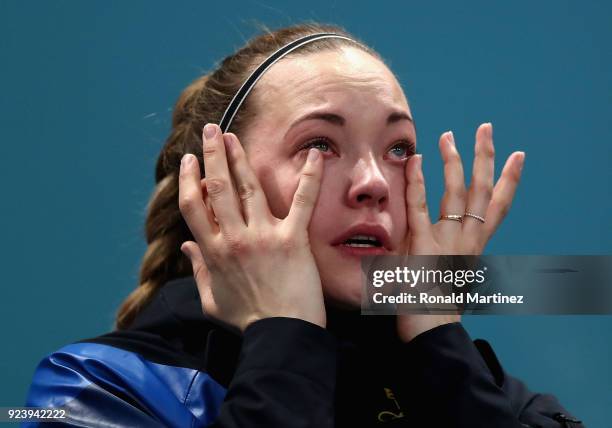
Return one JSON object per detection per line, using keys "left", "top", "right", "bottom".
{"left": 439, "top": 214, "right": 463, "bottom": 223}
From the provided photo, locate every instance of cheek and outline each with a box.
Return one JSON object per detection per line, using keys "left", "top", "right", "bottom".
{"left": 255, "top": 164, "right": 300, "bottom": 219}
{"left": 305, "top": 173, "right": 342, "bottom": 239}
{"left": 388, "top": 171, "right": 409, "bottom": 236}
{"left": 391, "top": 172, "right": 407, "bottom": 201}
{"left": 306, "top": 195, "right": 336, "bottom": 244}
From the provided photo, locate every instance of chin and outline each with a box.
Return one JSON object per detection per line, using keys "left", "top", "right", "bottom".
{"left": 320, "top": 273, "right": 362, "bottom": 310}
{"left": 313, "top": 242, "right": 367, "bottom": 310}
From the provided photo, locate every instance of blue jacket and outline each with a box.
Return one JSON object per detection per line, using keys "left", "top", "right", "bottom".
{"left": 24, "top": 277, "right": 584, "bottom": 427}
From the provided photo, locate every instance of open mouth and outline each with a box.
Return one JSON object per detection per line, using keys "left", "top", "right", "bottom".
{"left": 332, "top": 231, "right": 389, "bottom": 259}
{"left": 331, "top": 223, "right": 392, "bottom": 252}
{"left": 340, "top": 235, "right": 383, "bottom": 248}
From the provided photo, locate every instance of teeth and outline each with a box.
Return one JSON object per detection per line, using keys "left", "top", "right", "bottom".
{"left": 348, "top": 234, "right": 377, "bottom": 241}
{"left": 340, "top": 234, "right": 383, "bottom": 248}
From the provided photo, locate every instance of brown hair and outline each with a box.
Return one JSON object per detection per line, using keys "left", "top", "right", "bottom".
{"left": 115, "top": 22, "right": 381, "bottom": 330}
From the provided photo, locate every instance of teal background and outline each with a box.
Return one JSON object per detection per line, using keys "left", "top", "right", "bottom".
{"left": 1, "top": 1, "right": 610, "bottom": 426}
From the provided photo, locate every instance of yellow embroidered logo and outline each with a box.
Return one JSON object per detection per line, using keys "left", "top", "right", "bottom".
{"left": 377, "top": 387, "right": 405, "bottom": 422}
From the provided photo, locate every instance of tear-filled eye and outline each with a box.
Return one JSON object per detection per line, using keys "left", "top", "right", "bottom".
{"left": 299, "top": 137, "right": 332, "bottom": 153}
{"left": 389, "top": 141, "right": 416, "bottom": 159}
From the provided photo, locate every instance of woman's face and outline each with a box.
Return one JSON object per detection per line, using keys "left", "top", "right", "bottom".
{"left": 241, "top": 47, "right": 416, "bottom": 308}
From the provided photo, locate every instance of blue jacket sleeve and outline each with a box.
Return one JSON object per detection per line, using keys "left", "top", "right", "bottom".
{"left": 23, "top": 317, "right": 337, "bottom": 428}
{"left": 23, "top": 342, "right": 226, "bottom": 427}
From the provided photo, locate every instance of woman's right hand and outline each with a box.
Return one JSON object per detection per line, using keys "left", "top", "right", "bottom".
{"left": 178, "top": 123, "right": 326, "bottom": 332}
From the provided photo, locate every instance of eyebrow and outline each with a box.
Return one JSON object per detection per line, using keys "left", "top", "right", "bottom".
{"left": 284, "top": 110, "right": 415, "bottom": 138}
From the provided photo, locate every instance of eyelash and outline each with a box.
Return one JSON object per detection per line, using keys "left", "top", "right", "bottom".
{"left": 298, "top": 136, "right": 416, "bottom": 160}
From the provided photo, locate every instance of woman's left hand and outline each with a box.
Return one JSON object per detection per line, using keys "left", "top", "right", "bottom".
{"left": 395, "top": 122, "right": 525, "bottom": 342}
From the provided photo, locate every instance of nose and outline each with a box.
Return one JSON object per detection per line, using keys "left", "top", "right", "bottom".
{"left": 346, "top": 156, "right": 390, "bottom": 209}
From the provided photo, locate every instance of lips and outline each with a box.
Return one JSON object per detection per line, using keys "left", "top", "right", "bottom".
{"left": 331, "top": 223, "right": 393, "bottom": 251}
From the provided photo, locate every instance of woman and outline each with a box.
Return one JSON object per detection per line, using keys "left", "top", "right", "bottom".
{"left": 24, "top": 23, "right": 584, "bottom": 427}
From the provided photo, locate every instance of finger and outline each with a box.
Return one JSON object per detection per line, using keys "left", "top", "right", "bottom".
{"left": 181, "top": 240, "right": 209, "bottom": 284}
{"left": 405, "top": 154, "right": 433, "bottom": 243}
{"left": 178, "top": 154, "right": 215, "bottom": 251}
{"left": 438, "top": 131, "right": 467, "bottom": 234}
{"left": 200, "top": 178, "right": 221, "bottom": 230}
{"left": 285, "top": 148, "right": 323, "bottom": 235}
{"left": 482, "top": 151, "right": 525, "bottom": 239}
{"left": 223, "top": 133, "right": 274, "bottom": 226}
{"left": 463, "top": 123, "right": 494, "bottom": 236}
{"left": 181, "top": 241, "right": 220, "bottom": 319}
{"left": 202, "top": 123, "right": 245, "bottom": 231}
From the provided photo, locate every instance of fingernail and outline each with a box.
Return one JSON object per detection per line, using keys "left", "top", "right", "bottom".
{"left": 307, "top": 148, "right": 319, "bottom": 162}
{"left": 447, "top": 131, "right": 455, "bottom": 146}
{"left": 180, "top": 243, "right": 190, "bottom": 258}
{"left": 415, "top": 155, "right": 423, "bottom": 179}
{"left": 223, "top": 134, "right": 233, "bottom": 154}
{"left": 181, "top": 154, "right": 192, "bottom": 168}
{"left": 518, "top": 151, "right": 525, "bottom": 173}
{"left": 204, "top": 123, "right": 217, "bottom": 140}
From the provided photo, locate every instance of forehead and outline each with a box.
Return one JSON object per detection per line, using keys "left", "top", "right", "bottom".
{"left": 253, "top": 47, "right": 410, "bottom": 124}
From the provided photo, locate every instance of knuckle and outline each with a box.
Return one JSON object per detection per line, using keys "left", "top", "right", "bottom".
{"left": 446, "top": 180, "right": 466, "bottom": 196}
{"left": 178, "top": 193, "right": 198, "bottom": 215}
{"left": 301, "top": 168, "right": 317, "bottom": 179}
{"left": 237, "top": 182, "right": 256, "bottom": 202}
{"left": 203, "top": 144, "right": 218, "bottom": 157}
{"left": 230, "top": 141, "right": 244, "bottom": 160}
{"left": 253, "top": 231, "right": 271, "bottom": 252}
{"left": 222, "top": 232, "right": 249, "bottom": 256}
{"left": 448, "top": 150, "right": 462, "bottom": 164}
{"left": 455, "top": 190, "right": 468, "bottom": 205}
{"left": 471, "top": 179, "right": 493, "bottom": 198}
{"left": 414, "top": 192, "right": 428, "bottom": 212}
{"left": 206, "top": 178, "right": 226, "bottom": 199}
{"left": 482, "top": 187, "right": 493, "bottom": 200}
{"left": 278, "top": 234, "right": 298, "bottom": 253}
{"left": 413, "top": 172, "right": 425, "bottom": 186}
{"left": 407, "top": 194, "right": 426, "bottom": 213}
{"left": 478, "top": 140, "right": 495, "bottom": 158}
{"left": 293, "top": 191, "right": 312, "bottom": 207}
{"left": 490, "top": 198, "right": 509, "bottom": 219}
